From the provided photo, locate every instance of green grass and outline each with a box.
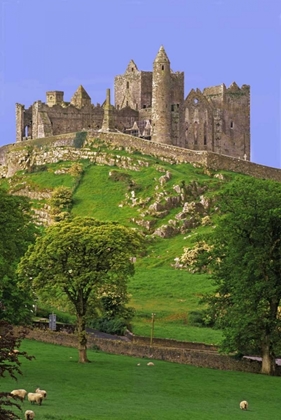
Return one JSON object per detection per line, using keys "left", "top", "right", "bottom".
{"left": 71, "top": 165, "right": 140, "bottom": 224}
{"left": 0, "top": 150, "right": 250, "bottom": 346}
{"left": 129, "top": 268, "right": 221, "bottom": 344}
{"left": 1, "top": 340, "right": 281, "bottom": 419}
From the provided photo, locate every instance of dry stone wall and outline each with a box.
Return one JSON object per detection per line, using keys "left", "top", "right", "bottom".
{"left": 24, "top": 328, "right": 280, "bottom": 375}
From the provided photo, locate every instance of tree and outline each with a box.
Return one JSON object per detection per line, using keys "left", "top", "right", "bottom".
{"left": 49, "top": 186, "right": 73, "bottom": 222}
{"left": 0, "top": 321, "right": 34, "bottom": 419}
{"left": 17, "top": 217, "right": 144, "bottom": 363}
{"left": 0, "top": 188, "right": 38, "bottom": 325}
{"left": 202, "top": 177, "right": 281, "bottom": 375}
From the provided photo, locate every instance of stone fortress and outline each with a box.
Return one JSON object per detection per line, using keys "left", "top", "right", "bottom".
{"left": 16, "top": 46, "right": 250, "bottom": 161}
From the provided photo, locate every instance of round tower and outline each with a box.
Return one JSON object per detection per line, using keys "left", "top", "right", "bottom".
{"left": 151, "top": 46, "right": 171, "bottom": 144}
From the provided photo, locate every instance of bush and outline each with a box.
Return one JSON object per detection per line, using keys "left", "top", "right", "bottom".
{"left": 109, "top": 170, "right": 132, "bottom": 184}
{"left": 90, "top": 317, "right": 128, "bottom": 335}
{"left": 74, "top": 131, "right": 87, "bottom": 148}
{"left": 188, "top": 310, "right": 215, "bottom": 328}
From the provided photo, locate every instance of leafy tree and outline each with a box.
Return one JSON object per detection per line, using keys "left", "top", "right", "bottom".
{"left": 49, "top": 186, "right": 73, "bottom": 222}
{"left": 17, "top": 217, "right": 144, "bottom": 363}
{"left": 202, "top": 177, "right": 281, "bottom": 375}
{"left": 0, "top": 320, "right": 34, "bottom": 419}
{"left": 0, "top": 188, "right": 37, "bottom": 325}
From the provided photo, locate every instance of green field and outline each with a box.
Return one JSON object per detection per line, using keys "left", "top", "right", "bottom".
{"left": 1, "top": 340, "right": 281, "bottom": 419}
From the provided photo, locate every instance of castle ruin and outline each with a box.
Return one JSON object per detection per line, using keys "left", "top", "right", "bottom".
{"left": 16, "top": 46, "right": 250, "bottom": 160}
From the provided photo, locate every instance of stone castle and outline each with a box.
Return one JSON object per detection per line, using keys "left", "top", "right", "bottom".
{"left": 16, "top": 46, "right": 250, "bottom": 160}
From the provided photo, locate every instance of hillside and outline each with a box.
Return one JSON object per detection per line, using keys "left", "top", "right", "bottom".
{"left": 0, "top": 135, "right": 250, "bottom": 345}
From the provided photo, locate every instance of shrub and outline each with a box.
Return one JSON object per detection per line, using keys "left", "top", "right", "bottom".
{"left": 188, "top": 310, "right": 215, "bottom": 328}
{"left": 74, "top": 131, "right": 87, "bottom": 148}
{"left": 91, "top": 317, "right": 128, "bottom": 335}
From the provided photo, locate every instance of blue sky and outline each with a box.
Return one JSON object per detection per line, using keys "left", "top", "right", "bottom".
{"left": 0, "top": 0, "right": 280, "bottom": 168}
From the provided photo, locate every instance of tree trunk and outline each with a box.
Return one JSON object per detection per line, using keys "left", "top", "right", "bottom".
{"left": 77, "top": 314, "right": 89, "bottom": 363}
{"left": 261, "top": 342, "right": 276, "bottom": 375}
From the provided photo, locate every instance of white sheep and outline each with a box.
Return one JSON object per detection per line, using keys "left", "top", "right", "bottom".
{"left": 240, "top": 400, "right": 248, "bottom": 410}
{"left": 10, "top": 389, "right": 27, "bottom": 402}
{"left": 27, "top": 393, "right": 43, "bottom": 406}
{"left": 8, "top": 349, "right": 20, "bottom": 356}
{"left": 25, "top": 410, "right": 35, "bottom": 420}
{"left": 35, "top": 388, "right": 47, "bottom": 399}
{"left": 147, "top": 362, "right": 154, "bottom": 366}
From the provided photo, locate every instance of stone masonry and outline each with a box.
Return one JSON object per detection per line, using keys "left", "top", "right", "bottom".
{"left": 15, "top": 46, "right": 250, "bottom": 160}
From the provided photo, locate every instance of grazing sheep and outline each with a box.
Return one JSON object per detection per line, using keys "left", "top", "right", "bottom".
{"left": 10, "top": 389, "right": 27, "bottom": 402}
{"left": 8, "top": 349, "right": 20, "bottom": 356}
{"left": 240, "top": 400, "right": 248, "bottom": 410}
{"left": 35, "top": 388, "right": 47, "bottom": 399}
{"left": 27, "top": 393, "right": 43, "bottom": 406}
{"left": 147, "top": 362, "right": 154, "bottom": 366}
{"left": 25, "top": 410, "right": 35, "bottom": 420}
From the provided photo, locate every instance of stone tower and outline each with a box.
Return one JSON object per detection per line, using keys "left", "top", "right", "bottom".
{"left": 46, "top": 91, "right": 64, "bottom": 107}
{"left": 151, "top": 46, "right": 172, "bottom": 144}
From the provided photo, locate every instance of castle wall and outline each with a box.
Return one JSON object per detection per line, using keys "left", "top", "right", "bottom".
{"left": 30, "top": 103, "right": 105, "bottom": 139}
{"left": 220, "top": 85, "right": 250, "bottom": 159}
{"left": 140, "top": 72, "right": 153, "bottom": 109}
{"left": 203, "top": 83, "right": 250, "bottom": 159}
{"left": 115, "top": 107, "right": 139, "bottom": 130}
{"left": 203, "top": 84, "right": 226, "bottom": 106}
{"left": 184, "top": 91, "right": 214, "bottom": 153}
{"left": 16, "top": 104, "right": 25, "bottom": 142}
{"left": 171, "top": 72, "right": 185, "bottom": 147}
{"left": 32, "top": 102, "right": 41, "bottom": 139}
{"left": 115, "top": 70, "right": 142, "bottom": 110}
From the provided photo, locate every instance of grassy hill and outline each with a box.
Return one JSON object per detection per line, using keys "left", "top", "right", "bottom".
{"left": 1, "top": 137, "right": 250, "bottom": 345}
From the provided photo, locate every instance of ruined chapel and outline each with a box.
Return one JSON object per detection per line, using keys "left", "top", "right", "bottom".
{"left": 16, "top": 46, "right": 250, "bottom": 160}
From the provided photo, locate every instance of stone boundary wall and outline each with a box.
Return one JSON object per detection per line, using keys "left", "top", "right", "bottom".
{"left": 96, "top": 132, "right": 281, "bottom": 181}
{"left": 0, "top": 131, "right": 280, "bottom": 181}
{"left": 24, "top": 328, "right": 280, "bottom": 375}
